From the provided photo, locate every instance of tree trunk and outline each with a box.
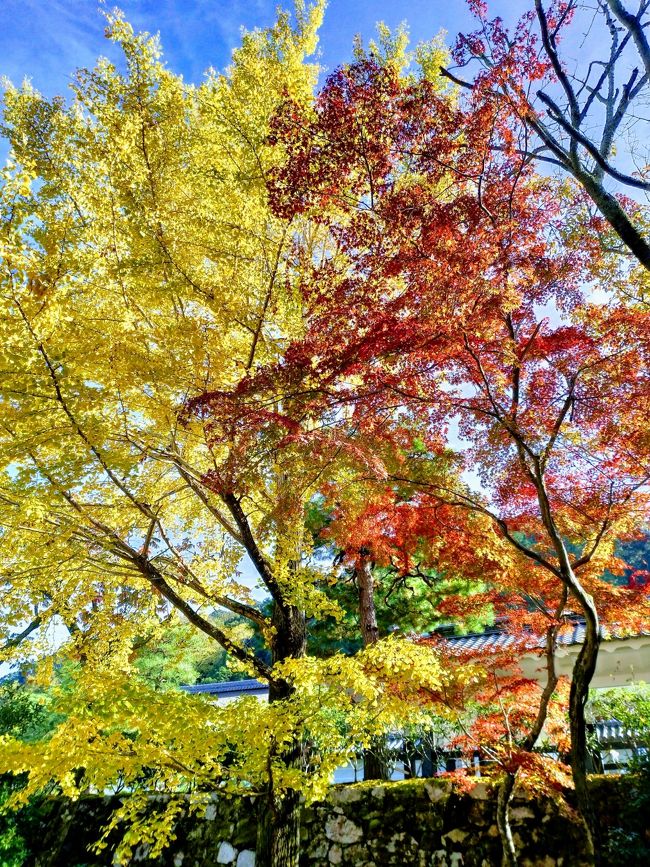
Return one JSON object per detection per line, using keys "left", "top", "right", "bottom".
{"left": 577, "top": 169, "right": 650, "bottom": 270}
{"left": 256, "top": 771, "right": 302, "bottom": 867}
{"left": 496, "top": 773, "right": 518, "bottom": 867}
{"left": 255, "top": 602, "right": 306, "bottom": 867}
{"left": 356, "top": 555, "right": 391, "bottom": 782}
{"left": 523, "top": 107, "right": 650, "bottom": 270}
{"left": 495, "top": 600, "right": 566, "bottom": 867}
{"left": 363, "top": 739, "right": 390, "bottom": 781}
{"left": 269, "top": 602, "right": 306, "bottom": 677}
{"left": 568, "top": 597, "right": 601, "bottom": 866}
{"left": 357, "top": 555, "right": 380, "bottom": 647}
{"left": 535, "top": 478, "right": 601, "bottom": 864}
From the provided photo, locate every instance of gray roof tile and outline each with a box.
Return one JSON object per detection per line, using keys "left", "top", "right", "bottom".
{"left": 440, "top": 623, "right": 650, "bottom": 653}
{"left": 182, "top": 678, "right": 267, "bottom": 695}
{"left": 182, "top": 625, "right": 650, "bottom": 695}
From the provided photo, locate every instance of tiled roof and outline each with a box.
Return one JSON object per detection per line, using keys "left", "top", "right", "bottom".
{"left": 182, "top": 678, "right": 267, "bottom": 696}
{"left": 428, "top": 623, "right": 650, "bottom": 654}
{"left": 182, "top": 625, "right": 650, "bottom": 695}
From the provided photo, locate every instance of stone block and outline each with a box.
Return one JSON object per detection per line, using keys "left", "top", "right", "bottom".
{"left": 425, "top": 782, "right": 450, "bottom": 803}
{"left": 217, "top": 840, "right": 237, "bottom": 864}
{"left": 332, "top": 786, "right": 363, "bottom": 805}
{"left": 328, "top": 843, "right": 343, "bottom": 864}
{"left": 236, "top": 850, "right": 255, "bottom": 867}
{"left": 509, "top": 805, "right": 536, "bottom": 821}
{"left": 443, "top": 828, "right": 468, "bottom": 844}
{"left": 325, "top": 815, "right": 363, "bottom": 845}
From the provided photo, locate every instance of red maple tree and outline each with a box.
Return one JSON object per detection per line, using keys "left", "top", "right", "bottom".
{"left": 262, "top": 52, "right": 650, "bottom": 859}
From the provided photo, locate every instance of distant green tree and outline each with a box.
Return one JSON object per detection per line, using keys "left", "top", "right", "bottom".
{"left": 0, "top": 679, "right": 57, "bottom": 743}
{"left": 589, "top": 682, "right": 650, "bottom": 758}
{"left": 0, "top": 680, "right": 57, "bottom": 866}
{"left": 588, "top": 683, "right": 650, "bottom": 866}
{"left": 134, "top": 612, "right": 270, "bottom": 689}
{"left": 615, "top": 532, "right": 650, "bottom": 587}
{"left": 305, "top": 564, "right": 490, "bottom": 657}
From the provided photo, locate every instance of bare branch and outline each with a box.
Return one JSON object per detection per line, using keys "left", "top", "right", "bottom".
{"left": 607, "top": 0, "right": 650, "bottom": 79}
{"left": 537, "top": 90, "right": 650, "bottom": 189}
{"left": 2, "top": 615, "right": 42, "bottom": 652}
{"left": 223, "top": 492, "right": 287, "bottom": 607}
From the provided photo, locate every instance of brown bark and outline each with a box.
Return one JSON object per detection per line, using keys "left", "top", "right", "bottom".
{"left": 442, "top": 0, "right": 650, "bottom": 272}
{"left": 567, "top": 599, "right": 600, "bottom": 865}
{"left": 356, "top": 554, "right": 390, "bottom": 782}
{"left": 534, "top": 477, "right": 601, "bottom": 864}
{"left": 524, "top": 587, "right": 568, "bottom": 753}
{"left": 357, "top": 556, "right": 380, "bottom": 647}
{"left": 256, "top": 753, "right": 302, "bottom": 867}
{"left": 255, "top": 601, "right": 307, "bottom": 867}
{"left": 576, "top": 169, "right": 650, "bottom": 271}
{"left": 497, "top": 773, "right": 518, "bottom": 867}
{"left": 219, "top": 493, "right": 308, "bottom": 867}
{"left": 496, "top": 589, "right": 568, "bottom": 867}
{"left": 269, "top": 601, "right": 307, "bottom": 689}
{"left": 363, "top": 739, "right": 390, "bottom": 782}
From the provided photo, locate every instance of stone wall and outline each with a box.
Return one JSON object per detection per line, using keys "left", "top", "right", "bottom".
{"left": 301, "top": 779, "right": 590, "bottom": 866}
{"left": 14, "top": 776, "right": 639, "bottom": 867}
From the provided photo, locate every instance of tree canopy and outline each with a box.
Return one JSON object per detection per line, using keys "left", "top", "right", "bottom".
{"left": 1, "top": 3, "right": 649, "bottom": 867}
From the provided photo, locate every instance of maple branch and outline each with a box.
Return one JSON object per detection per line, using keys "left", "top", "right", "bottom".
{"left": 600, "top": 67, "right": 649, "bottom": 177}
{"left": 535, "top": 0, "right": 581, "bottom": 137}
{"left": 541, "top": 374, "right": 577, "bottom": 470}
{"left": 571, "top": 503, "right": 614, "bottom": 571}
{"left": 388, "top": 475, "right": 563, "bottom": 579}
{"left": 462, "top": 334, "right": 504, "bottom": 418}
{"left": 506, "top": 315, "right": 520, "bottom": 422}
{"left": 440, "top": 3, "right": 650, "bottom": 268}
{"left": 533, "top": 469, "right": 574, "bottom": 575}
{"left": 523, "top": 111, "right": 574, "bottom": 168}
{"left": 571, "top": 472, "right": 650, "bottom": 570}
{"left": 522, "top": 586, "right": 568, "bottom": 751}
{"left": 439, "top": 67, "right": 475, "bottom": 90}
{"left": 357, "top": 131, "right": 377, "bottom": 211}
{"left": 492, "top": 515, "right": 562, "bottom": 579}
{"left": 578, "top": 14, "right": 632, "bottom": 120}
{"left": 493, "top": 669, "right": 514, "bottom": 751}
{"left": 462, "top": 333, "right": 540, "bottom": 472}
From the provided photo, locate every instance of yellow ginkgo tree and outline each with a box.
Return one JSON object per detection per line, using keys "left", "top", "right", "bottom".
{"left": 0, "top": 0, "right": 326, "bottom": 673}
{"left": 0, "top": 4, "right": 350, "bottom": 864}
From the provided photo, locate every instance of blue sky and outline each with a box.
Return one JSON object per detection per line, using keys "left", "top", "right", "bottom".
{"left": 0, "top": 0, "right": 528, "bottom": 96}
